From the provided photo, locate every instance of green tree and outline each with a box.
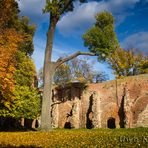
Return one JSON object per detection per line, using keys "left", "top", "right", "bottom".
{"left": 83, "top": 12, "right": 119, "bottom": 61}
{"left": 108, "top": 48, "right": 148, "bottom": 77}
{"left": 13, "top": 51, "right": 40, "bottom": 119}
{"left": 18, "top": 16, "right": 36, "bottom": 56}
{"left": 82, "top": 11, "right": 147, "bottom": 78}
{"left": 14, "top": 51, "right": 36, "bottom": 87}
{"left": 12, "top": 86, "right": 40, "bottom": 119}
{"left": 137, "top": 56, "right": 148, "bottom": 74}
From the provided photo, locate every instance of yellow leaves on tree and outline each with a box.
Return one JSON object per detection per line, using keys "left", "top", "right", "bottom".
{"left": 0, "top": 0, "right": 19, "bottom": 30}
{"left": 0, "top": 29, "right": 23, "bottom": 108}
{"left": 109, "top": 48, "right": 147, "bottom": 78}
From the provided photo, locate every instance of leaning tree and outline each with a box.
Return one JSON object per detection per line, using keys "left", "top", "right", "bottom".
{"left": 41, "top": 0, "right": 118, "bottom": 131}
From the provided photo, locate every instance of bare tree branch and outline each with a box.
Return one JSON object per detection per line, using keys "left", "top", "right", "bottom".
{"left": 55, "top": 51, "right": 96, "bottom": 68}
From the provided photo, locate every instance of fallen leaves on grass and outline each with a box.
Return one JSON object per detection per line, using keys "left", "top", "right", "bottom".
{"left": 0, "top": 128, "right": 147, "bottom": 147}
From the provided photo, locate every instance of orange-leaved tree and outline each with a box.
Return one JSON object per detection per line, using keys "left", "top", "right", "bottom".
{"left": 0, "top": 29, "right": 23, "bottom": 114}
{"left": 0, "top": 0, "right": 40, "bottom": 120}
{"left": 0, "top": 0, "right": 22, "bottom": 115}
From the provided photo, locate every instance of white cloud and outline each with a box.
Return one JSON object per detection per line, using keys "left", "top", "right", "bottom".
{"left": 57, "top": 0, "right": 140, "bottom": 36}
{"left": 17, "top": 0, "right": 48, "bottom": 24}
{"left": 57, "top": 1, "right": 107, "bottom": 35}
{"left": 121, "top": 32, "right": 148, "bottom": 54}
{"left": 17, "top": 0, "right": 141, "bottom": 35}
{"left": 107, "top": 0, "right": 140, "bottom": 12}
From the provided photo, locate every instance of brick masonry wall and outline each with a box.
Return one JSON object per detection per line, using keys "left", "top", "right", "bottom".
{"left": 51, "top": 74, "right": 148, "bottom": 128}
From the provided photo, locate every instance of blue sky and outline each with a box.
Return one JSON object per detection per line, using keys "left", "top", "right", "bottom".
{"left": 17, "top": 0, "right": 148, "bottom": 80}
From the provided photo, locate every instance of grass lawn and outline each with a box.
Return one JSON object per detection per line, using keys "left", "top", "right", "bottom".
{"left": 0, "top": 128, "right": 148, "bottom": 147}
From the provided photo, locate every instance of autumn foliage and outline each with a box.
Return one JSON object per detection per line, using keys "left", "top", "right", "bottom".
{"left": 108, "top": 48, "right": 148, "bottom": 78}
{"left": 0, "top": 0, "right": 22, "bottom": 105}
{"left": 0, "top": 29, "right": 23, "bottom": 110}
{"left": 0, "top": 0, "right": 40, "bottom": 119}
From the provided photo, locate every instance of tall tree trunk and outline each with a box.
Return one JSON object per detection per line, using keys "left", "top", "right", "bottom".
{"left": 40, "top": 15, "right": 96, "bottom": 131}
{"left": 41, "top": 17, "right": 57, "bottom": 131}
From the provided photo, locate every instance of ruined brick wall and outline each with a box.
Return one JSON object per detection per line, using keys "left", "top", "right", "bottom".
{"left": 51, "top": 74, "right": 148, "bottom": 129}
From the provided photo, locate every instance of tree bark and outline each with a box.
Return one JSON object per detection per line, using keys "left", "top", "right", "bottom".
{"left": 41, "top": 16, "right": 57, "bottom": 131}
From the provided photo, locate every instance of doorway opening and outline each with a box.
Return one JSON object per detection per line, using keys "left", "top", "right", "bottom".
{"left": 64, "top": 122, "right": 71, "bottom": 129}
{"left": 107, "top": 117, "right": 116, "bottom": 128}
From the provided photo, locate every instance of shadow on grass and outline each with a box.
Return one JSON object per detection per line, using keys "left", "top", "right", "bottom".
{"left": 0, "top": 117, "right": 39, "bottom": 132}
{"left": 0, "top": 144, "right": 41, "bottom": 148}
{"left": 0, "top": 127, "right": 38, "bottom": 132}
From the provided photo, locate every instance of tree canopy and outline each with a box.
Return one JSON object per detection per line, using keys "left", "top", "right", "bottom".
{"left": 108, "top": 48, "right": 148, "bottom": 77}
{"left": 0, "top": 0, "right": 19, "bottom": 30}
{"left": 54, "top": 57, "right": 108, "bottom": 85}
{"left": 83, "top": 12, "right": 119, "bottom": 61}
{"left": 43, "top": 0, "right": 87, "bottom": 16}
{"left": 83, "top": 11, "right": 147, "bottom": 78}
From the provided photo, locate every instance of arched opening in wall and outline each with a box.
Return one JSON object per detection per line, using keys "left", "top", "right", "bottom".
{"left": 35, "top": 120, "right": 39, "bottom": 128}
{"left": 86, "top": 95, "right": 93, "bottom": 129}
{"left": 107, "top": 117, "right": 116, "bottom": 129}
{"left": 86, "top": 112, "right": 93, "bottom": 129}
{"left": 64, "top": 122, "right": 71, "bottom": 129}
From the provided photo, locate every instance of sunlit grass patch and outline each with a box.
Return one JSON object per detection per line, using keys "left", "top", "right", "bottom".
{"left": 0, "top": 128, "right": 148, "bottom": 147}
